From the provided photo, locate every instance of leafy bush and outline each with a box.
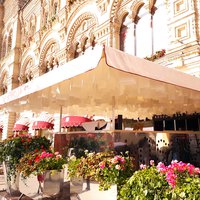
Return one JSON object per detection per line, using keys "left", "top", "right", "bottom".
{"left": 0, "top": 134, "right": 51, "bottom": 180}
{"left": 120, "top": 160, "right": 200, "bottom": 200}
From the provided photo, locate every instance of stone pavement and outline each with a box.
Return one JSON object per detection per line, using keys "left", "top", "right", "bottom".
{"left": 0, "top": 181, "right": 70, "bottom": 200}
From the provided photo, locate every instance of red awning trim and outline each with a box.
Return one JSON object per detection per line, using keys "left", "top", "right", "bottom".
{"left": 13, "top": 117, "right": 30, "bottom": 132}
{"left": 32, "top": 121, "right": 54, "bottom": 130}
{"left": 13, "top": 124, "right": 29, "bottom": 132}
{"left": 61, "top": 116, "right": 92, "bottom": 128}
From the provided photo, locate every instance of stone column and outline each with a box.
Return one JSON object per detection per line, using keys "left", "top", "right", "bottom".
{"left": 2, "top": 112, "right": 16, "bottom": 139}
{"left": 0, "top": 4, "right": 4, "bottom": 59}
{"left": 111, "top": 19, "right": 121, "bottom": 49}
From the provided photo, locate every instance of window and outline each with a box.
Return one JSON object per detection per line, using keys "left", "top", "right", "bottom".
{"left": 175, "top": 23, "right": 187, "bottom": 38}
{"left": 174, "top": 0, "right": 188, "bottom": 15}
{"left": 119, "top": 14, "right": 134, "bottom": 54}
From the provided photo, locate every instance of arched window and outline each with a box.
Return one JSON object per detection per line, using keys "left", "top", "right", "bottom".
{"left": 120, "top": 15, "right": 128, "bottom": 52}
{"left": 136, "top": 7, "right": 152, "bottom": 58}
{"left": 153, "top": 1, "right": 168, "bottom": 53}
{"left": 120, "top": 14, "right": 135, "bottom": 54}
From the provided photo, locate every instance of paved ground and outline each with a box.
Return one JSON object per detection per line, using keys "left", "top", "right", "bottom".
{"left": 0, "top": 181, "right": 70, "bottom": 200}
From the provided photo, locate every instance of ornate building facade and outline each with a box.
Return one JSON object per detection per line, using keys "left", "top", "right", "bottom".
{"left": 0, "top": 0, "right": 200, "bottom": 139}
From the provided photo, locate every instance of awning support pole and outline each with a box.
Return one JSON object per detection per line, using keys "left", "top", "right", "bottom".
{"left": 59, "top": 105, "right": 63, "bottom": 133}
{"left": 112, "top": 96, "right": 115, "bottom": 131}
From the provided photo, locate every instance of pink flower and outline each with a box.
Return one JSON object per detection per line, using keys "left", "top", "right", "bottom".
{"left": 150, "top": 160, "right": 154, "bottom": 166}
{"left": 166, "top": 171, "right": 177, "bottom": 188}
{"left": 194, "top": 167, "right": 200, "bottom": 174}
{"left": 99, "top": 161, "right": 105, "bottom": 169}
{"left": 157, "top": 162, "right": 167, "bottom": 173}
{"left": 120, "top": 157, "right": 125, "bottom": 164}
{"left": 140, "top": 164, "right": 146, "bottom": 169}
{"left": 111, "top": 157, "right": 118, "bottom": 164}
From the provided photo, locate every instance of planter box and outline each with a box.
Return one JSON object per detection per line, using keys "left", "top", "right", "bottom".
{"left": 19, "top": 170, "right": 64, "bottom": 199}
{"left": 70, "top": 178, "right": 117, "bottom": 200}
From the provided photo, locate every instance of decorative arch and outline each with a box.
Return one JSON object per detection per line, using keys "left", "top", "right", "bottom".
{"left": 131, "top": 0, "right": 145, "bottom": 23}
{"left": 110, "top": 0, "right": 123, "bottom": 20}
{"left": 39, "top": 39, "right": 59, "bottom": 74}
{"left": 19, "top": 56, "right": 34, "bottom": 84}
{"left": 118, "top": 10, "right": 130, "bottom": 26}
{"left": 149, "top": 0, "right": 157, "bottom": 12}
{"left": 21, "top": 56, "right": 34, "bottom": 75}
{"left": 66, "top": 12, "right": 98, "bottom": 50}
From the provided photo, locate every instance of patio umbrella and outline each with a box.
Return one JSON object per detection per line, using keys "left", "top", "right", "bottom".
{"left": 0, "top": 45, "right": 199, "bottom": 121}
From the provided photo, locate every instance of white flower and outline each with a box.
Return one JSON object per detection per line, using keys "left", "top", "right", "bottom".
{"left": 115, "top": 164, "right": 121, "bottom": 170}
{"left": 88, "top": 152, "right": 94, "bottom": 157}
{"left": 70, "top": 155, "right": 76, "bottom": 161}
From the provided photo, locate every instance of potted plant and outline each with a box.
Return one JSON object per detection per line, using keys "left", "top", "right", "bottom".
{"left": 17, "top": 150, "right": 67, "bottom": 198}
{"left": 68, "top": 151, "right": 135, "bottom": 200}
{"left": 0, "top": 134, "right": 51, "bottom": 194}
{"left": 120, "top": 160, "right": 200, "bottom": 199}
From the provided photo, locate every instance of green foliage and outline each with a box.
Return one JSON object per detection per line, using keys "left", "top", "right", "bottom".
{"left": 171, "top": 173, "right": 200, "bottom": 199}
{"left": 0, "top": 134, "right": 51, "bottom": 180}
{"left": 69, "top": 136, "right": 101, "bottom": 158}
{"left": 120, "top": 166, "right": 170, "bottom": 200}
{"left": 120, "top": 162, "right": 200, "bottom": 200}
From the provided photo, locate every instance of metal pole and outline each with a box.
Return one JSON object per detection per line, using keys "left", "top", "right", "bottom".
{"left": 112, "top": 96, "right": 115, "bottom": 131}
{"left": 59, "top": 105, "right": 63, "bottom": 133}
{"left": 151, "top": 14, "right": 154, "bottom": 55}
{"left": 134, "top": 23, "right": 137, "bottom": 56}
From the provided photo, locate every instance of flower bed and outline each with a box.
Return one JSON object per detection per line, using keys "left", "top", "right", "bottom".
{"left": 68, "top": 151, "right": 135, "bottom": 198}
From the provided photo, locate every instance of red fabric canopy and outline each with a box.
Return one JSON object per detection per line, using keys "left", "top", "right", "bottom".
{"left": 32, "top": 121, "right": 54, "bottom": 130}
{"left": 32, "top": 113, "right": 54, "bottom": 130}
{"left": 61, "top": 116, "right": 92, "bottom": 127}
{"left": 0, "top": 121, "right": 3, "bottom": 132}
{"left": 13, "top": 124, "right": 29, "bottom": 132}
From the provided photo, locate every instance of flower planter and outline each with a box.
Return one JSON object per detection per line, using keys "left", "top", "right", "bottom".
{"left": 3, "top": 162, "right": 21, "bottom": 196}
{"left": 19, "top": 170, "right": 64, "bottom": 199}
{"left": 70, "top": 178, "right": 117, "bottom": 200}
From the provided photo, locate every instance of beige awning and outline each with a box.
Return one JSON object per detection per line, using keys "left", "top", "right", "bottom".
{"left": 0, "top": 45, "right": 199, "bottom": 118}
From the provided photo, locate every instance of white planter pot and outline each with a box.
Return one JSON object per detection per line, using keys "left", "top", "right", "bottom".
{"left": 70, "top": 178, "right": 117, "bottom": 200}
{"left": 19, "top": 170, "right": 64, "bottom": 199}
{"left": 3, "top": 162, "right": 20, "bottom": 195}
